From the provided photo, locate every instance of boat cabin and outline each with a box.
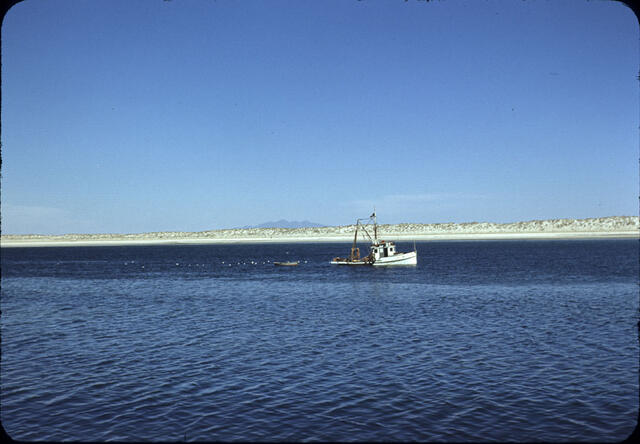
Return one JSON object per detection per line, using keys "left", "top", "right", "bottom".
{"left": 371, "top": 240, "right": 396, "bottom": 260}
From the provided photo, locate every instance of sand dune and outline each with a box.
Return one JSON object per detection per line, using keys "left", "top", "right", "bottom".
{"left": 2, "top": 216, "right": 638, "bottom": 247}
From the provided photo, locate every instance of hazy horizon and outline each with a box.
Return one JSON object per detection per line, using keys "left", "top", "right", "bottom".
{"left": 1, "top": 0, "right": 637, "bottom": 235}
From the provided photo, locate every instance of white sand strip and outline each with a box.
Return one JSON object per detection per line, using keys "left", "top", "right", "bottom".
{"left": 1, "top": 231, "right": 637, "bottom": 248}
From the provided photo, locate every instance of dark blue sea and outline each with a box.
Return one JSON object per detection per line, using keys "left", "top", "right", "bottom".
{"left": 1, "top": 239, "right": 638, "bottom": 442}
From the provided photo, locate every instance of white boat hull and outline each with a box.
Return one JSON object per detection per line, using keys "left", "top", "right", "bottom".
{"left": 372, "top": 251, "right": 417, "bottom": 266}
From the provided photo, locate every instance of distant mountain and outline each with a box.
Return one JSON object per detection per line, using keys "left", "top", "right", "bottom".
{"left": 243, "top": 219, "right": 326, "bottom": 229}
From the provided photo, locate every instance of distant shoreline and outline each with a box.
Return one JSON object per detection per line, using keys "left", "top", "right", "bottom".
{"left": 2, "top": 217, "right": 638, "bottom": 248}
{"left": 1, "top": 231, "right": 637, "bottom": 248}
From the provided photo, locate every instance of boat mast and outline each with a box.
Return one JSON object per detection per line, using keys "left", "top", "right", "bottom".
{"left": 352, "top": 221, "right": 358, "bottom": 251}
{"left": 372, "top": 208, "right": 378, "bottom": 243}
{"left": 350, "top": 220, "right": 360, "bottom": 260}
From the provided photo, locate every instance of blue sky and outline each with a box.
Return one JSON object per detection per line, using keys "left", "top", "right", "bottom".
{"left": 1, "top": 0, "right": 638, "bottom": 234}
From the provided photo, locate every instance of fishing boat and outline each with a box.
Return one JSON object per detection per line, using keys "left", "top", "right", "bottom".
{"left": 274, "top": 261, "right": 300, "bottom": 266}
{"left": 331, "top": 211, "right": 417, "bottom": 266}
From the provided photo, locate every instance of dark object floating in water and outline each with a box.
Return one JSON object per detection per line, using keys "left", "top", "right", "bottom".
{"left": 274, "top": 261, "right": 300, "bottom": 266}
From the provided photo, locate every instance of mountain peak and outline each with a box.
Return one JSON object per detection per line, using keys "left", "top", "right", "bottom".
{"left": 243, "top": 220, "right": 325, "bottom": 229}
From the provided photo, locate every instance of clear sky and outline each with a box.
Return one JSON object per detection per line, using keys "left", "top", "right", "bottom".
{"left": 1, "top": 0, "right": 638, "bottom": 234}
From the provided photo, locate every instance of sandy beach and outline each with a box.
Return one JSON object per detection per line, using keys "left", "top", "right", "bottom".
{"left": 2, "top": 216, "right": 637, "bottom": 247}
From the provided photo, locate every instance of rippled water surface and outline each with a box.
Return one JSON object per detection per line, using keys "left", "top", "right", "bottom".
{"left": 1, "top": 240, "right": 638, "bottom": 441}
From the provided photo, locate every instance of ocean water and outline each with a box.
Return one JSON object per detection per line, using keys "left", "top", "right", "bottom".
{"left": 1, "top": 239, "right": 637, "bottom": 441}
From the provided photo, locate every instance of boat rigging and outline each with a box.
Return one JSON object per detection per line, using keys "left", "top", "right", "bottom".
{"left": 331, "top": 211, "right": 417, "bottom": 266}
